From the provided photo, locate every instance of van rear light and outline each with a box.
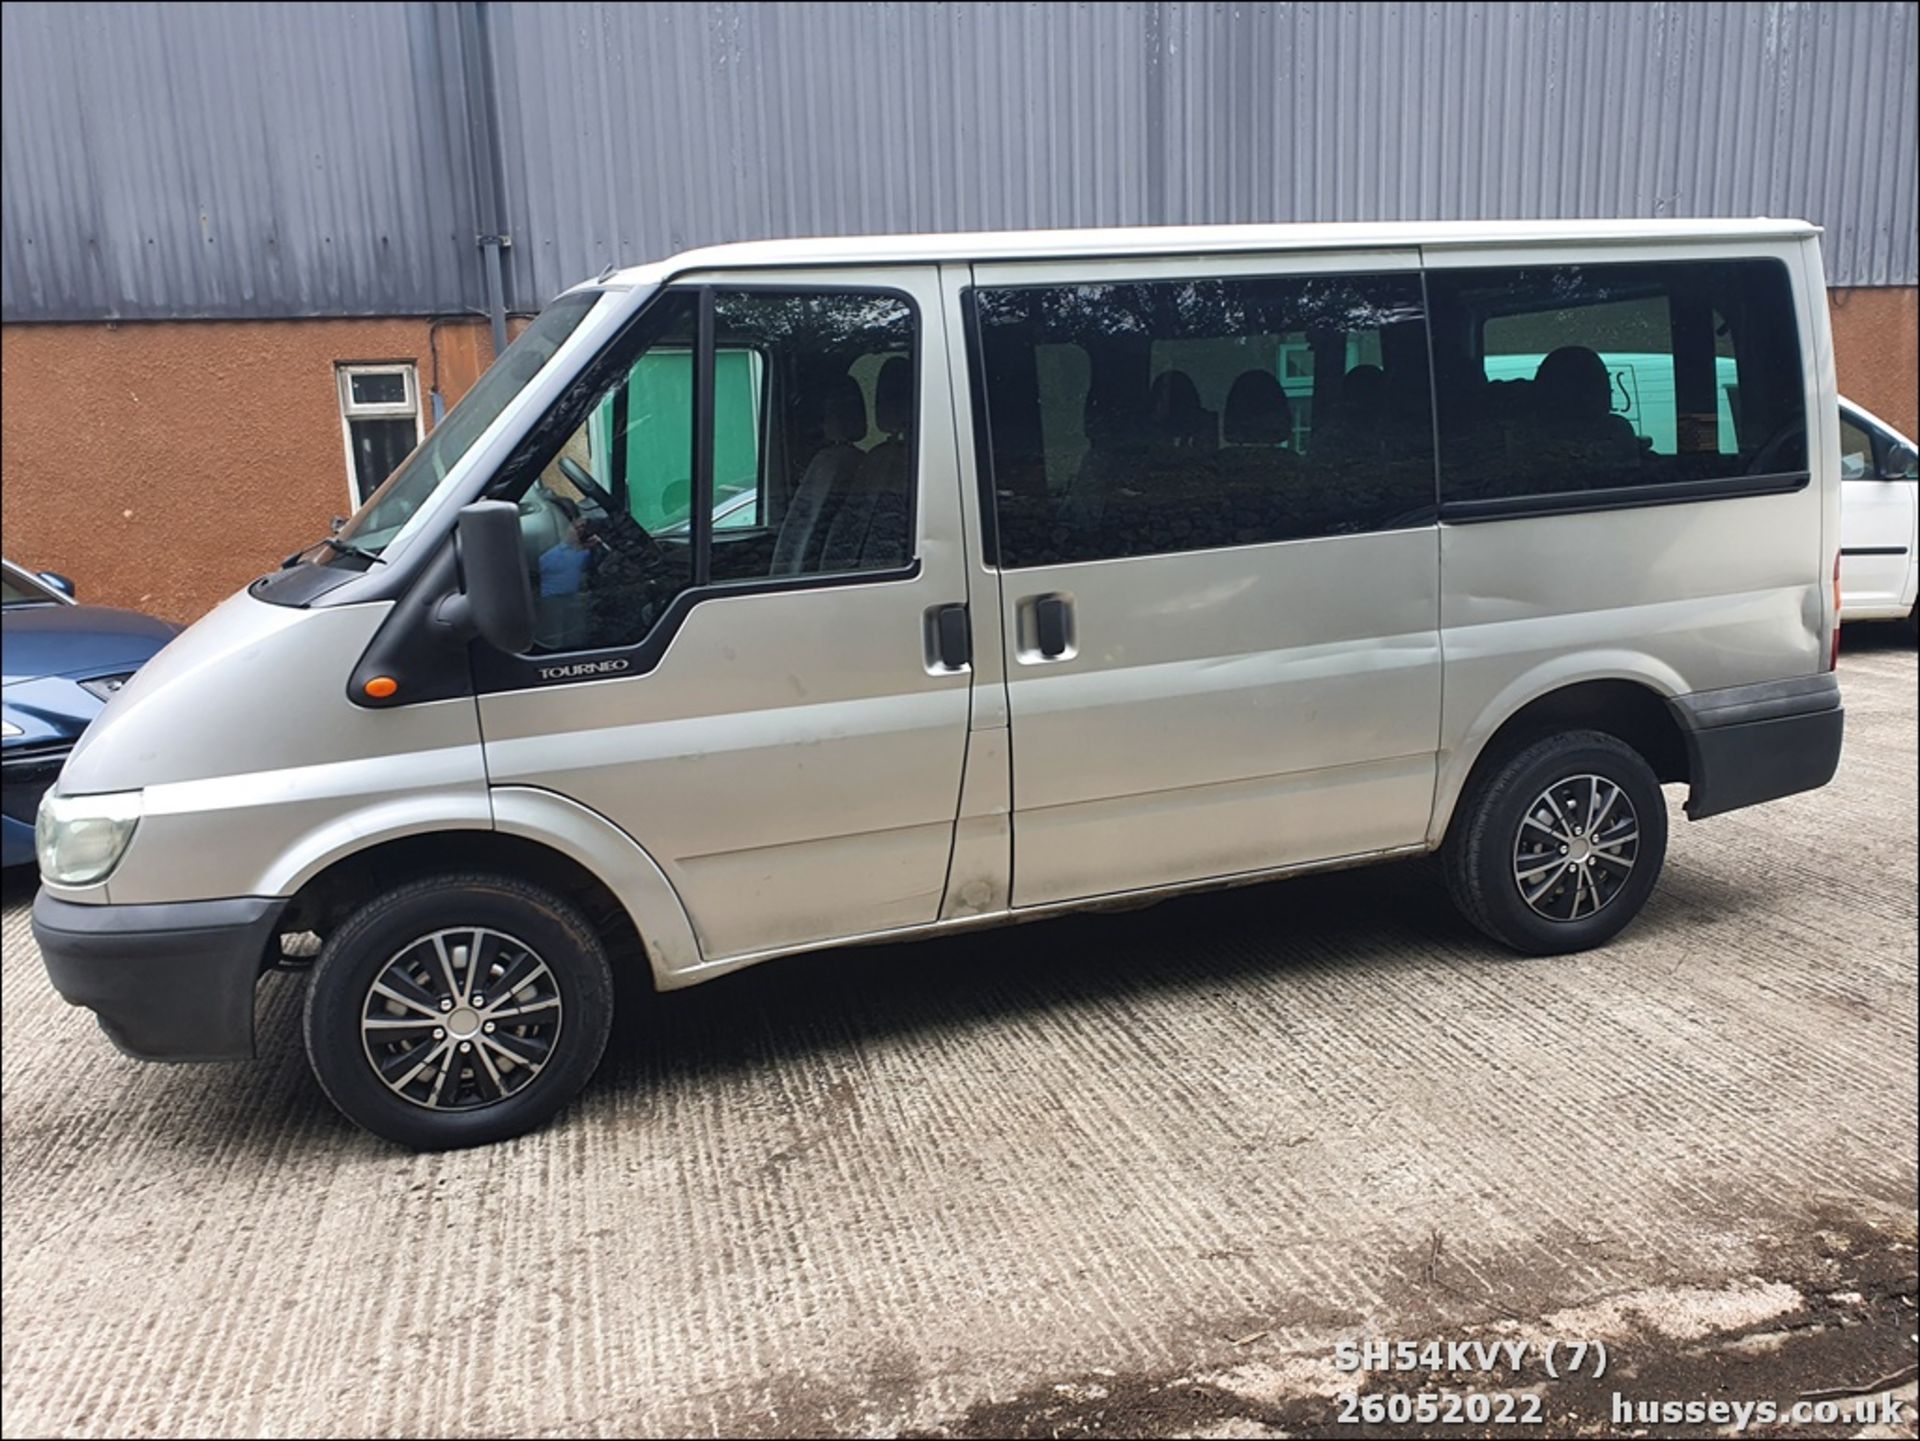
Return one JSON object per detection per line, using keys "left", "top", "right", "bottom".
{"left": 1830, "top": 551, "right": 1843, "bottom": 670}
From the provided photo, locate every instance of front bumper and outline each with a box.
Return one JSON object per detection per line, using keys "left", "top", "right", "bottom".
{"left": 1671, "top": 673, "right": 1844, "bottom": 821}
{"left": 32, "top": 891, "right": 285, "bottom": 1061}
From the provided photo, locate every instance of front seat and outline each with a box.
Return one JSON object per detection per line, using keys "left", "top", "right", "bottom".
{"left": 820, "top": 356, "right": 912, "bottom": 572}
{"left": 772, "top": 375, "right": 868, "bottom": 575}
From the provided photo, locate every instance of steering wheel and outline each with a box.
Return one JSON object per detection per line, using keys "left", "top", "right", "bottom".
{"left": 556, "top": 456, "right": 660, "bottom": 557}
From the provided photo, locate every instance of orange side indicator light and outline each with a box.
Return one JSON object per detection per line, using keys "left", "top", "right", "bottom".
{"left": 364, "top": 676, "right": 399, "bottom": 700}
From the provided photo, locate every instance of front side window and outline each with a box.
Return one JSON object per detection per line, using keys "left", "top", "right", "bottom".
{"left": 972, "top": 272, "right": 1434, "bottom": 567}
{"left": 1891, "top": 428, "right": 1920, "bottom": 478}
{"left": 1840, "top": 411, "right": 1877, "bottom": 480}
{"left": 515, "top": 295, "right": 700, "bottom": 654}
{"left": 705, "top": 291, "right": 915, "bottom": 584}
{"left": 1428, "top": 259, "right": 1805, "bottom": 504}
{"left": 585, "top": 344, "right": 767, "bottom": 534}
{"left": 505, "top": 288, "right": 917, "bottom": 654}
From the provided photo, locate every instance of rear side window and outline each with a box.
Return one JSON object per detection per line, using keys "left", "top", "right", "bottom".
{"left": 973, "top": 272, "right": 1434, "bottom": 567}
{"left": 1426, "top": 259, "right": 1804, "bottom": 505}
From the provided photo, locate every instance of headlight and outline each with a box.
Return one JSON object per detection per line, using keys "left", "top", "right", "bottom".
{"left": 79, "top": 674, "right": 134, "bottom": 702}
{"left": 36, "top": 789, "right": 142, "bottom": 887}
{"left": 0, "top": 719, "right": 20, "bottom": 737}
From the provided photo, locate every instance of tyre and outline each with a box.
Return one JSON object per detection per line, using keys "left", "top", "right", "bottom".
{"left": 302, "top": 872, "right": 614, "bottom": 1149}
{"left": 1443, "top": 729, "right": 1669, "bottom": 956}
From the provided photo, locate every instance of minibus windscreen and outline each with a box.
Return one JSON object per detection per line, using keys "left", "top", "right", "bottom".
{"left": 330, "top": 290, "right": 609, "bottom": 560}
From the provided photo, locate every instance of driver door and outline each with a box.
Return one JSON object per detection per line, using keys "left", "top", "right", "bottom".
{"left": 476, "top": 271, "right": 975, "bottom": 963}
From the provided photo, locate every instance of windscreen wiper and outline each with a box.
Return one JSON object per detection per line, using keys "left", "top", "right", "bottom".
{"left": 281, "top": 533, "right": 381, "bottom": 568}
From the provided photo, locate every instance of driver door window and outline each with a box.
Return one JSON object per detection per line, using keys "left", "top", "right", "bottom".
{"left": 512, "top": 288, "right": 917, "bottom": 655}
{"left": 520, "top": 295, "right": 697, "bottom": 654}
{"left": 584, "top": 347, "right": 767, "bottom": 531}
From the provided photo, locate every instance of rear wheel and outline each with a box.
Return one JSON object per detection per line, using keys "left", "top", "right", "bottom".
{"left": 1444, "top": 730, "right": 1668, "bottom": 955}
{"left": 303, "top": 873, "right": 614, "bottom": 1149}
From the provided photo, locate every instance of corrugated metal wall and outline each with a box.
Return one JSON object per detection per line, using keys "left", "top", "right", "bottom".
{"left": 4, "top": 1, "right": 1916, "bottom": 322}
{"left": 0, "top": 1, "right": 486, "bottom": 319}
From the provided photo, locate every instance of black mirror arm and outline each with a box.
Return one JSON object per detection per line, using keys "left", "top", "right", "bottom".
{"left": 434, "top": 590, "right": 477, "bottom": 638}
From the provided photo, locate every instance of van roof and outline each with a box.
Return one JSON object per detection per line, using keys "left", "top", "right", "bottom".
{"left": 600, "top": 217, "right": 1820, "bottom": 288}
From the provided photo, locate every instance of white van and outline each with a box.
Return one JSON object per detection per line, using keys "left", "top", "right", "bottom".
{"left": 1837, "top": 397, "right": 1919, "bottom": 626}
{"left": 33, "top": 220, "right": 1845, "bottom": 1149}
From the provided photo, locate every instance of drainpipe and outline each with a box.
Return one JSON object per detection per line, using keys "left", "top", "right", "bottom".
{"left": 460, "top": 0, "right": 510, "bottom": 361}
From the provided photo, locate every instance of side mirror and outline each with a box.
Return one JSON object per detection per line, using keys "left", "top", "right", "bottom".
{"left": 38, "top": 571, "right": 75, "bottom": 598}
{"left": 1884, "top": 441, "right": 1918, "bottom": 480}
{"left": 441, "top": 500, "right": 534, "bottom": 654}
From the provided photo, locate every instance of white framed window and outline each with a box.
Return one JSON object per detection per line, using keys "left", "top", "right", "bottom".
{"left": 337, "top": 363, "right": 425, "bottom": 506}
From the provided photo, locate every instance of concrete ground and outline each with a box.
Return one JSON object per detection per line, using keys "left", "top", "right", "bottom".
{"left": 3, "top": 632, "right": 1915, "bottom": 1439}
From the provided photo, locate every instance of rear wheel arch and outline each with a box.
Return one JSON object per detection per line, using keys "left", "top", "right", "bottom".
{"left": 1438, "top": 677, "right": 1692, "bottom": 846}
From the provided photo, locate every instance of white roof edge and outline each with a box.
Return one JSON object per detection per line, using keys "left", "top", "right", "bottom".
{"left": 596, "top": 217, "right": 1821, "bottom": 288}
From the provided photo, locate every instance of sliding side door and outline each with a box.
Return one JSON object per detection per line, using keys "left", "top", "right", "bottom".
{"left": 967, "top": 251, "right": 1444, "bottom": 907}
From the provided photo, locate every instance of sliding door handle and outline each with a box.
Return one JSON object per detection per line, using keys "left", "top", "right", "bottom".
{"left": 1016, "top": 593, "right": 1075, "bottom": 662}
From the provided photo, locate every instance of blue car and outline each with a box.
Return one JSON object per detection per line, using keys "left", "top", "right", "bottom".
{"left": 2, "top": 560, "right": 178, "bottom": 868}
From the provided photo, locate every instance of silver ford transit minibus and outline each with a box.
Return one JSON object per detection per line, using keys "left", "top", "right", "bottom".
{"left": 34, "top": 221, "right": 1846, "bottom": 1148}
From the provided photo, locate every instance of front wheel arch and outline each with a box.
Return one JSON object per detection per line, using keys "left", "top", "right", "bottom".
{"left": 303, "top": 870, "right": 616, "bottom": 1148}
{"left": 277, "top": 828, "right": 653, "bottom": 992}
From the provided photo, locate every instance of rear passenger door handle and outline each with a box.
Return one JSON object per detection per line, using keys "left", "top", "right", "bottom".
{"left": 925, "top": 602, "right": 971, "bottom": 672}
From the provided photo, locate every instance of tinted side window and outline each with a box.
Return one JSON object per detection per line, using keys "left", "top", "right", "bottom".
{"left": 589, "top": 343, "right": 765, "bottom": 532}
{"left": 519, "top": 293, "right": 699, "bottom": 653}
{"left": 708, "top": 291, "right": 916, "bottom": 583}
{"left": 508, "top": 288, "right": 917, "bottom": 655}
{"left": 1426, "top": 259, "right": 1804, "bottom": 505}
{"left": 974, "top": 273, "right": 1434, "bottom": 567}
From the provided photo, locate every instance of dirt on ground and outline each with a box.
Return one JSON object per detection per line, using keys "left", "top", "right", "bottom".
{"left": 925, "top": 1212, "right": 1918, "bottom": 1439}
{"left": 2, "top": 629, "right": 1915, "bottom": 1438}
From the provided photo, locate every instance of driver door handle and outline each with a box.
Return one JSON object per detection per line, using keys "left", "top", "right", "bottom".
{"left": 925, "top": 602, "right": 971, "bottom": 672}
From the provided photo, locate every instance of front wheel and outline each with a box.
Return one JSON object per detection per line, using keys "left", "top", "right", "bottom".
{"left": 303, "top": 873, "right": 614, "bottom": 1149}
{"left": 1443, "top": 730, "right": 1669, "bottom": 955}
